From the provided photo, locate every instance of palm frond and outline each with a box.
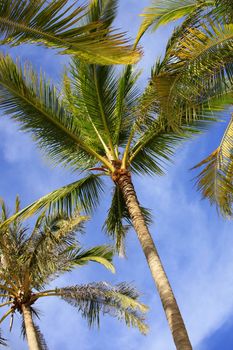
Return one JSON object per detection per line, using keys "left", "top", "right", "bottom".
{"left": 0, "top": 0, "right": 141, "bottom": 65}
{"left": 169, "top": 23, "right": 233, "bottom": 123}
{"left": 65, "top": 61, "right": 140, "bottom": 162}
{"left": 139, "top": 23, "right": 233, "bottom": 130}
{"left": 137, "top": 0, "right": 213, "bottom": 43}
{"left": 68, "top": 59, "right": 119, "bottom": 159}
{"left": 43, "top": 213, "right": 88, "bottom": 241}
{"left": 56, "top": 282, "right": 148, "bottom": 334}
{"left": 72, "top": 245, "right": 115, "bottom": 273}
{"left": 88, "top": 0, "right": 118, "bottom": 28}
{"left": 103, "top": 186, "right": 152, "bottom": 256}
{"left": 103, "top": 186, "right": 131, "bottom": 256}
{"left": 129, "top": 120, "right": 191, "bottom": 175}
{"left": 1, "top": 174, "right": 104, "bottom": 227}
{"left": 193, "top": 114, "right": 233, "bottom": 217}
{"left": 0, "top": 54, "right": 107, "bottom": 170}
{"left": 0, "top": 330, "right": 6, "bottom": 347}
{"left": 113, "top": 66, "right": 141, "bottom": 148}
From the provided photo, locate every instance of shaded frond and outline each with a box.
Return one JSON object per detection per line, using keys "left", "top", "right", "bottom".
{"left": 193, "top": 115, "right": 233, "bottom": 217}
{"left": 0, "top": 0, "right": 141, "bottom": 65}
{"left": 103, "top": 186, "right": 131, "bottom": 256}
{"left": 103, "top": 186, "right": 152, "bottom": 256}
{"left": 56, "top": 282, "right": 148, "bottom": 334}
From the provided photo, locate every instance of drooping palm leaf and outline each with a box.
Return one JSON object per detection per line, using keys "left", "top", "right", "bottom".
{"left": 71, "top": 245, "right": 115, "bottom": 273}
{"left": 103, "top": 186, "right": 131, "bottom": 256}
{"left": 103, "top": 185, "right": 152, "bottom": 256}
{"left": 0, "top": 0, "right": 141, "bottom": 65}
{"left": 55, "top": 282, "right": 148, "bottom": 334}
{"left": 193, "top": 114, "right": 233, "bottom": 217}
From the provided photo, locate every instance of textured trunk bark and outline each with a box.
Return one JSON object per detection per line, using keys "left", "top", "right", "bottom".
{"left": 117, "top": 173, "right": 192, "bottom": 350}
{"left": 22, "top": 304, "right": 40, "bottom": 350}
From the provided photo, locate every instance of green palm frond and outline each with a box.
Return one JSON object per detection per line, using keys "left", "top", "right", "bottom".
{"left": 0, "top": 54, "right": 108, "bottom": 170}
{"left": 72, "top": 245, "right": 115, "bottom": 273}
{"left": 216, "top": 0, "right": 233, "bottom": 23}
{"left": 65, "top": 61, "right": 140, "bottom": 160}
{"left": 193, "top": 114, "right": 233, "bottom": 217}
{"left": 55, "top": 282, "right": 148, "bottom": 334}
{"left": 22, "top": 217, "right": 87, "bottom": 287}
{"left": 88, "top": 0, "right": 118, "bottom": 28}
{"left": 1, "top": 175, "right": 104, "bottom": 227}
{"left": 103, "top": 186, "right": 131, "bottom": 256}
{"left": 103, "top": 186, "right": 152, "bottom": 256}
{"left": 0, "top": 0, "right": 141, "bottom": 65}
{"left": 68, "top": 59, "right": 119, "bottom": 159}
{"left": 137, "top": 0, "right": 214, "bottom": 44}
{"left": 42, "top": 213, "right": 87, "bottom": 241}
{"left": 142, "top": 23, "right": 233, "bottom": 129}
{"left": 129, "top": 120, "right": 191, "bottom": 175}
{"left": 113, "top": 66, "right": 141, "bottom": 148}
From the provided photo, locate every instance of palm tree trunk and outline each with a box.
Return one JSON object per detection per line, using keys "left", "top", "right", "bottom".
{"left": 117, "top": 172, "right": 192, "bottom": 350}
{"left": 22, "top": 304, "right": 40, "bottom": 350}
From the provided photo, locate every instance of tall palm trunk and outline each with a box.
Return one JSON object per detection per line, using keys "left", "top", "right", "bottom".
{"left": 117, "top": 172, "right": 192, "bottom": 350}
{"left": 22, "top": 304, "right": 40, "bottom": 350}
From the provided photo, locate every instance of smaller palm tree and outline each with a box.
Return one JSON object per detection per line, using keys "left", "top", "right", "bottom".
{"left": 0, "top": 197, "right": 148, "bottom": 350}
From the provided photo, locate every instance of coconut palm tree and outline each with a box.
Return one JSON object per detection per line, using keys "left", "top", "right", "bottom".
{"left": 0, "top": 0, "right": 141, "bottom": 65}
{"left": 0, "top": 0, "right": 232, "bottom": 349}
{"left": 0, "top": 197, "right": 148, "bottom": 349}
{"left": 138, "top": 0, "right": 233, "bottom": 217}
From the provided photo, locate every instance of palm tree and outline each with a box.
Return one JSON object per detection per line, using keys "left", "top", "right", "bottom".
{"left": 0, "top": 0, "right": 141, "bottom": 65}
{"left": 138, "top": 0, "right": 233, "bottom": 217}
{"left": 0, "top": 197, "right": 148, "bottom": 349}
{"left": 0, "top": 0, "right": 232, "bottom": 348}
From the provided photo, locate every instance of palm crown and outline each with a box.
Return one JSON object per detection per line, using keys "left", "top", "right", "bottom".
{"left": 0, "top": 197, "right": 148, "bottom": 348}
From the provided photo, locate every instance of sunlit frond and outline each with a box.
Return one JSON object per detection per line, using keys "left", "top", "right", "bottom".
{"left": 72, "top": 245, "right": 115, "bottom": 273}
{"left": 0, "top": 0, "right": 141, "bottom": 65}
{"left": 137, "top": 0, "right": 214, "bottom": 44}
{"left": 141, "top": 23, "right": 233, "bottom": 129}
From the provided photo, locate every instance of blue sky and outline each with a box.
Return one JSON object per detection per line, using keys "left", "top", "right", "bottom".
{"left": 0, "top": 0, "right": 233, "bottom": 349}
